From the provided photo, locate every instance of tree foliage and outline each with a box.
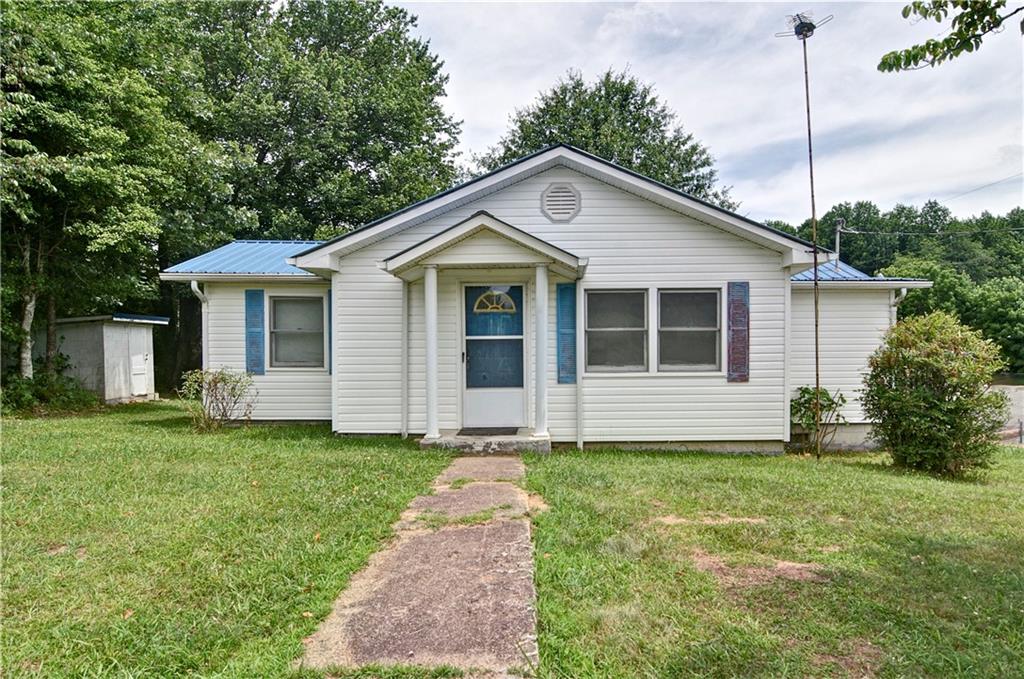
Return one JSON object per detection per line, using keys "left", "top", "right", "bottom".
{"left": 1, "top": 0, "right": 459, "bottom": 388}
{"left": 477, "top": 69, "right": 734, "bottom": 209}
{"left": 878, "top": 1, "right": 1024, "bottom": 72}
{"left": 862, "top": 312, "right": 1008, "bottom": 478}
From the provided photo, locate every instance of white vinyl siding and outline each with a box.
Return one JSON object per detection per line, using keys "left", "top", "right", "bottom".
{"left": 790, "top": 288, "right": 893, "bottom": 423}
{"left": 205, "top": 282, "right": 331, "bottom": 420}
{"left": 331, "top": 166, "right": 788, "bottom": 442}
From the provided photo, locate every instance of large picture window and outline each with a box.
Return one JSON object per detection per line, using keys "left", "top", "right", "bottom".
{"left": 269, "top": 296, "right": 325, "bottom": 368}
{"left": 585, "top": 290, "right": 647, "bottom": 371}
{"left": 658, "top": 290, "right": 720, "bottom": 371}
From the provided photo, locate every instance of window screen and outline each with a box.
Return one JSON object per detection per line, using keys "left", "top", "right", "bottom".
{"left": 270, "top": 297, "right": 325, "bottom": 367}
{"left": 658, "top": 290, "right": 720, "bottom": 371}
{"left": 585, "top": 290, "right": 647, "bottom": 371}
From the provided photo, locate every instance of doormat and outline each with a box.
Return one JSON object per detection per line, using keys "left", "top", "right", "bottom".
{"left": 457, "top": 427, "right": 519, "bottom": 436}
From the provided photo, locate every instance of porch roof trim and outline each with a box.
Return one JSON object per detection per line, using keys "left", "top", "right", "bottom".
{"left": 379, "top": 210, "right": 588, "bottom": 281}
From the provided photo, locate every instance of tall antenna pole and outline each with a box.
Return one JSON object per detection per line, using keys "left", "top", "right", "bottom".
{"left": 802, "top": 36, "right": 822, "bottom": 460}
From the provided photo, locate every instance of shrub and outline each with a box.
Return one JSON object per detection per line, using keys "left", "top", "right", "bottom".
{"left": 0, "top": 355, "right": 100, "bottom": 415}
{"left": 862, "top": 312, "right": 1008, "bottom": 478}
{"left": 178, "top": 368, "right": 258, "bottom": 431}
{"left": 790, "top": 386, "right": 847, "bottom": 454}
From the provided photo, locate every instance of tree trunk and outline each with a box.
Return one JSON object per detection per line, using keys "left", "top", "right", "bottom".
{"left": 45, "top": 294, "right": 58, "bottom": 373}
{"left": 19, "top": 289, "right": 37, "bottom": 379}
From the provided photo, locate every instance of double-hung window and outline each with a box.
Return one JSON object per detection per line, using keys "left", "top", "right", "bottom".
{"left": 585, "top": 290, "right": 647, "bottom": 371}
{"left": 269, "top": 296, "right": 325, "bottom": 368}
{"left": 658, "top": 290, "right": 720, "bottom": 371}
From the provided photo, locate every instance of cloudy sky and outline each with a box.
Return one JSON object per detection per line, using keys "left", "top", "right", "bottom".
{"left": 398, "top": 1, "right": 1023, "bottom": 225}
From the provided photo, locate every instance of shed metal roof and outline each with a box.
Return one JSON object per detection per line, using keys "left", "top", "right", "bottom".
{"left": 163, "top": 240, "right": 323, "bottom": 276}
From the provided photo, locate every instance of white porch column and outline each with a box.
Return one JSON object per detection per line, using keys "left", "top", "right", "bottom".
{"left": 424, "top": 265, "right": 440, "bottom": 439}
{"left": 534, "top": 264, "right": 549, "bottom": 437}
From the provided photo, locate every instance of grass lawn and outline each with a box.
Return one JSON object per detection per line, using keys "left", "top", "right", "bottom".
{"left": 2, "top": 402, "right": 451, "bottom": 677}
{"left": 525, "top": 447, "right": 1024, "bottom": 678}
{"left": 4, "top": 403, "right": 1023, "bottom": 677}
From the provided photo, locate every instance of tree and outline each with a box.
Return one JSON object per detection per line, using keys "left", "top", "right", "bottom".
{"left": 477, "top": 69, "right": 734, "bottom": 209}
{"left": 1, "top": 1, "right": 188, "bottom": 378}
{"left": 879, "top": 1, "right": 1024, "bottom": 72}
{"left": 190, "top": 0, "right": 461, "bottom": 240}
{"left": 965, "top": 277, "right": 1024, "bottom": 373}
{"left": 881, "top": 256, "right": 974, "bottom": 317}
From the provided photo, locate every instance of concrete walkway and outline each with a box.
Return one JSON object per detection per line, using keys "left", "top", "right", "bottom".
{"left": 300, "top": 456, "right": 540, "bottom": 676}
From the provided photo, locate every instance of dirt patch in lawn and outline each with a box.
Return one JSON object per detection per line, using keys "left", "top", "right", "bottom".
{"left": 655, "top": 514, "right": 766, "bottom": 526}
{"left": 812, "top": 638, "right": 884, "bottom": 677}
{"left": 691, "top": 549, "right": 827, "bottom": 587}
{"left": 527, "top": 493, "right": 549, "bottom": 514}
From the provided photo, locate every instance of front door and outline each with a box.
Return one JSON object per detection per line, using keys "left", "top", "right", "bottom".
{"left": 462, "top": 284, "right": 526, "bottom": 428}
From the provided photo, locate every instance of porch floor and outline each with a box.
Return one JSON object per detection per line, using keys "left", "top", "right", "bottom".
{"left": 420, "top": 429, "right": 551, "bottom": 454}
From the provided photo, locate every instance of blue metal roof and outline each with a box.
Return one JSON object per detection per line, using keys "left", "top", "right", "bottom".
{"left": 164, "top": 240, "right": 323, "bottom": 276}
{"left": 791, "top": 260, "right": 927, "bottom": 282}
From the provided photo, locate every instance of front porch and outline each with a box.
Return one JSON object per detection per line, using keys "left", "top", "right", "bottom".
{"left": 379, "top": 211, "right": 587, "bottom": 447}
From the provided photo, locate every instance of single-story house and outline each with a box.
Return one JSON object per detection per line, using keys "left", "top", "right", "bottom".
{"left": 161, "top": 145, "right": 930, "bottom": 452}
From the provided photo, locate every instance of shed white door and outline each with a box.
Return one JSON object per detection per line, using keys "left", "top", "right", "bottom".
{"left": 127, "top": 326, "right": 149, "bottom": 396}
{"left": 462, "top": 285, "right": 526, "bottom": 428}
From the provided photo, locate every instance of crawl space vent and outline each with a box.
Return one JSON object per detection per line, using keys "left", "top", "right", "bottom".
{"left": 541, "top": 183, "right": 581, "bottom": 222}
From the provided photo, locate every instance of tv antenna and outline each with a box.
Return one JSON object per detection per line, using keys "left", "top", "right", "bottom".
{"left": 776, "top": 10, "right": 833, "bottom": 460}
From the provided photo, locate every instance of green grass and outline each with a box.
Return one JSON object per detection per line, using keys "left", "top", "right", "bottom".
{"left": 2, "top": 402, "right": 450, "bottom": 677}
{"left": 524, "top": 448, "right": 1024, "bottom": 678}
{"left": 6, "top": 404, "right": 1023, "bottom": 677}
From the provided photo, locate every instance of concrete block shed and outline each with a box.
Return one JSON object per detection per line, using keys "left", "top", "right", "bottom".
{"left": 36, "top": 313, "right": 169, "bottom": 403}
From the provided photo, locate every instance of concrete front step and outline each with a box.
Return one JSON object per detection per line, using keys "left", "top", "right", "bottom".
{"left": 420, "top": 430, "right": 551, "bottom": 454}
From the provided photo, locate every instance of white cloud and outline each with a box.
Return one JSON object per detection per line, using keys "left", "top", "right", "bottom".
{"left": 400, "top": 1, "right": 1023, "bottom": 223}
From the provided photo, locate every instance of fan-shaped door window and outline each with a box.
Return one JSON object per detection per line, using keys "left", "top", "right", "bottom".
{"left": 473, "top": 289, "right": 517, "bottom": 313}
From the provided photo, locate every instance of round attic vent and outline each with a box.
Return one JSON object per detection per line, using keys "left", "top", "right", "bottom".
{"left": 541, "top": 183, "right": 581, "bottom": 222}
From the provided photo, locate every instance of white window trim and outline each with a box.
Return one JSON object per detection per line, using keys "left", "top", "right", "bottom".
{"left": 657, "top": 288, "right": 722, "bottom": 373}
{"left": 581, "top": 284, "right": 728, "bottom": 378}
{"left": 265, "top": 291, "right": 329, "bottom": 372}
{"left": 584, "top": 288, "right": 649, "bottom": 373}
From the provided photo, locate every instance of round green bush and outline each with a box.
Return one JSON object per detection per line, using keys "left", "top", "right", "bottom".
{"left": 862, "top": 312, "right": 1008, "bottom": 477}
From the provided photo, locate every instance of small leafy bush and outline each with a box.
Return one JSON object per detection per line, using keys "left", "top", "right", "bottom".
{"left": 862, "top": 312, "right": 1008, "bottom": 478}
{"left": 790, "top": 386, "right": 847, "bottom": 453}
{"left": 1, "top": 355, "right": 100, "bottom": 415}
{"left": 178, "top": 368, "right": 258, "bottom": 431}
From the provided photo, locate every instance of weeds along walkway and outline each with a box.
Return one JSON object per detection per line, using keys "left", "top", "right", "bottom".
{"left": 299, "top": 456, "right": 541, "bottom": 676}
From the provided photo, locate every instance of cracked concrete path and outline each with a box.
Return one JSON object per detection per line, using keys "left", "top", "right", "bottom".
{"left": 300, "top": 456, "right": 539, "bottom": 676}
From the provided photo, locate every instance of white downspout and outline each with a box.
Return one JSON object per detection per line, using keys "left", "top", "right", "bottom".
{"left": 890, "top": 287, "right": 908, "bottom": 326}
{"left": 190, "top": 280, "right": 209, "bottom": 370}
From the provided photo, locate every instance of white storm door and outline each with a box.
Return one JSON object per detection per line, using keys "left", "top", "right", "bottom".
{"left": 462, "top": 285, "right": 526, "bottom": 428}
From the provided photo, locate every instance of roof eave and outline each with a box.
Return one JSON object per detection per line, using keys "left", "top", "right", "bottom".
{"left": 159, "top": 272, "right": 325, "bottom": 283}
{"left": 792, "top": 280, "right": 933, "bottom": 289}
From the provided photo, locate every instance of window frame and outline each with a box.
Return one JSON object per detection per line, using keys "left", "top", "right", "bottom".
{"left": 657, "top": 288, "right": 722, "bottom": 373}
{"left": 584, "top": 289, "right": 649, "bottom": 373}
{"left": 267, "top": 294, "right": 328, "bottom": 370}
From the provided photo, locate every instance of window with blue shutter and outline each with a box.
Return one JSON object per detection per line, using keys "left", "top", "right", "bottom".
{"left": 727, "top": 281, "right": 749, "bottom": 382}
{"left": 556, "top": 283, "right": 577, "bottom": 384}
{"left": 244, "top": 289, "right": 265, "bottom": 375}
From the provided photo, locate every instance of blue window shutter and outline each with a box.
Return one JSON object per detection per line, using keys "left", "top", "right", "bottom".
{"left": 727, "top": 282, "right": 749, "bottom": 383}
{"left": 244, "top": 289, "right": 265, "bottom": 375}
{"left": 326, "top": 289, "right": 332, "bottom": 374}
{"left": 556, "top": 283, "right": 577, "bottom": 384}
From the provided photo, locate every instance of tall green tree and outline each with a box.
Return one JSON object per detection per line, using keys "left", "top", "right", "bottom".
{"left": 477, "top": 69, "right": 734, "bottom": 209}
{"left": 1, "top": 1, "right": 189, "bottom": 378}
{"left": 879, "top": 1, "right": 1024, "bottom": 72}
{"left": 190, "top": 0, "right": 461, "bottom": 240}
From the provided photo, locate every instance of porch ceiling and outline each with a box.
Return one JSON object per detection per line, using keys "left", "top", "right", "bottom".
{"left": 378, "top": 211, "right": 588, "bottom": 281}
